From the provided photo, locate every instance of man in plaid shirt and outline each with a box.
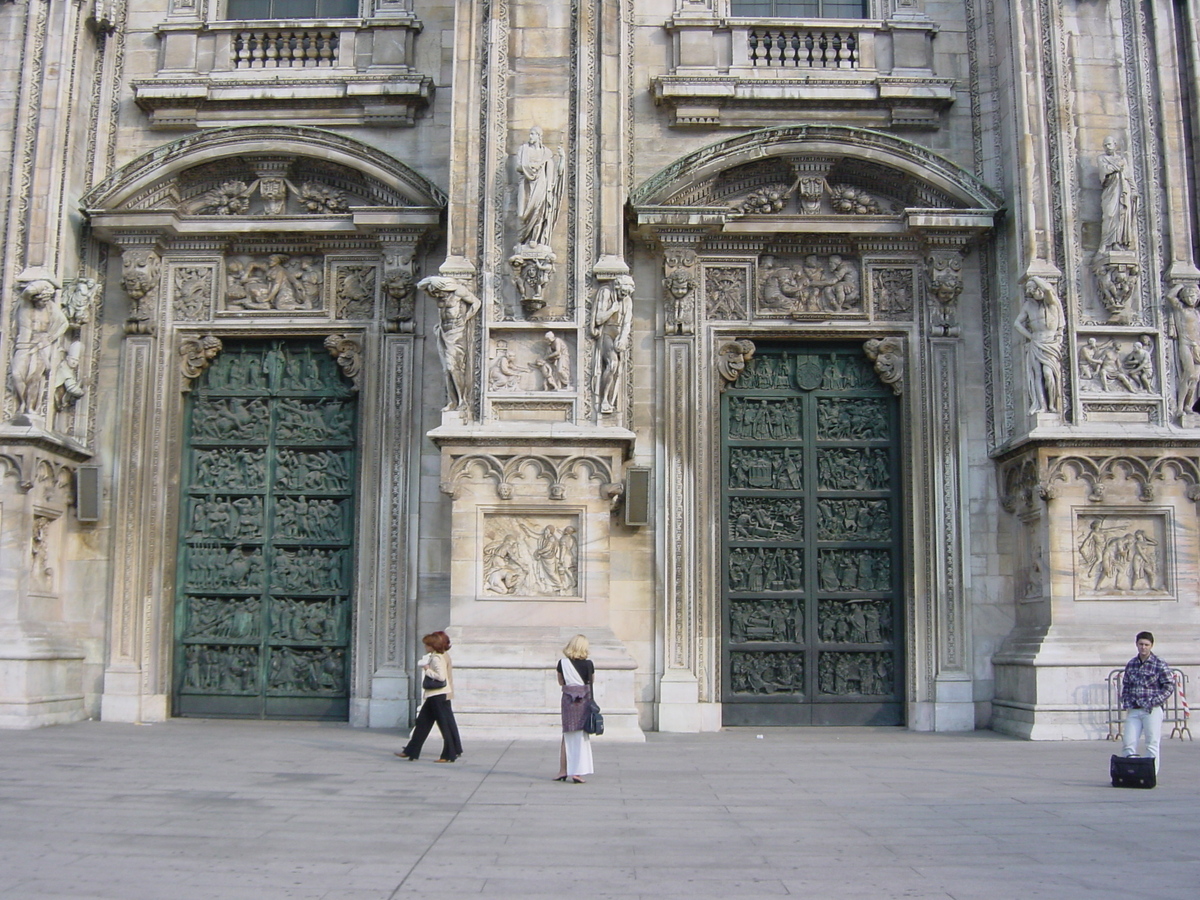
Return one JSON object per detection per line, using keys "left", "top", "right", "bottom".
{"left": 1120, "top": 631, "right": 1175, "bottom": 773}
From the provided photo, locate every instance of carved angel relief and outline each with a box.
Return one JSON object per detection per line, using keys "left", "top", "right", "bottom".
{"left": 183, "top": 176, "right": 348, "bottom": 217}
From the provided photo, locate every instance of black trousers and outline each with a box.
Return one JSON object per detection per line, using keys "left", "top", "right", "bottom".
{"left": 402, "top": 694, "right": 462, "bottom": 760}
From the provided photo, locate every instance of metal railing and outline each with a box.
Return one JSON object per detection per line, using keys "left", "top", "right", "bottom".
{"left": 1106, "top": 667, "right": 1192, "bottom": 741}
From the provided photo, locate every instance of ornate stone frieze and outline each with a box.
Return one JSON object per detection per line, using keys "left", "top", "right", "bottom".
{"left": 1075, "top": 510, "right": 1170, "bottom": 598}
{"left": 223, "top": 254, "right": 324, "bottom": 314}
{"left": 756, "top": 254, "right": 862, "bottom": 319}
{"left": 867, "top": 265, "right": 916, "bottom": 320}
{"left": 705, "top": 265, "right": 749, "bottom": 321}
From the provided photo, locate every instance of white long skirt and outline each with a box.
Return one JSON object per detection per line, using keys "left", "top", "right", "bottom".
{"left": 563, "top": 729, "right": 593, "bottom": 777}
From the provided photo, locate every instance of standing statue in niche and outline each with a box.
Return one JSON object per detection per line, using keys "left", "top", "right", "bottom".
{"left": 1099, "top": 137, "right": 1138, "bottom": 251}
{"left": 1166, "top": 282, "right": 1200, "bottom": 417}
{"left": 10, "top": 278, "right": 69, "bottom": 422}
{"left": 590, "top": 274, "right": 634, "bottom": 415}
{"left": 1013, "top": 276, "right": 1065, "bottom": 415}
{"left": 419, "top": 276, "right": 482, "bottom": 413}
{"left": 514, "top": 126, "right": 566, "bottom": 249}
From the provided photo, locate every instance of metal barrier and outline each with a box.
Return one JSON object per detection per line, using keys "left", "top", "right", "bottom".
{"left": 1106, "top": 667, "right": 1192, "bottom": 741}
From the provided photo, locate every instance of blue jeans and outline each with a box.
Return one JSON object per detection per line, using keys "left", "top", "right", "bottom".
{"left": 1123, "top": 706, "right": 1163, "bottom": 772}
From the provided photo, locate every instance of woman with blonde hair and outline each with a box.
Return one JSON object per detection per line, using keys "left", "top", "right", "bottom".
{"left": 555, "top": 633, "right": 594, "bottom": 783}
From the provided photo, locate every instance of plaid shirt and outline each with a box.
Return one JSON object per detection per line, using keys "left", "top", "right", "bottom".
{"left": 1120, "top": 652, "right": 1175, "bottom": 710}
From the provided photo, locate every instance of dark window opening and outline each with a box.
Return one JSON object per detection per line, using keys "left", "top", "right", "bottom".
{"left": 731, "top": 0, "right": 868, "bottom": 18}
{"left": 227, "top": 0, "right": 359, "bottom": 19}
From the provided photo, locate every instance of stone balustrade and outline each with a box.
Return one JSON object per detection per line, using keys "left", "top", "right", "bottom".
{"left": 231, "top": 28, "right": 341, "bottom": 69}
{"left": 741, "top": 24, "right": 868, "bottom": 70}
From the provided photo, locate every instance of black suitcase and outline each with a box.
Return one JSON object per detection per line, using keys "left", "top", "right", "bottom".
{"left": 1110, "top": 754, "right": 1156, "bottom": 788}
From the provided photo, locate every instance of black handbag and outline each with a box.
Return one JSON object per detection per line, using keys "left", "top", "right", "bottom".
{"left": 584, "top": 698, "right": 604, "bottom": 736}
{"left": 1110, "top": 754, "right": 1156, "bottom": 788}
{"left": 422, "top": 674, "right": 446, "bottom": 691}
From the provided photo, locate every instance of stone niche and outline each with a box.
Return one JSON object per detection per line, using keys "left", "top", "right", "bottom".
{"left": 992, "top": 446, "right": 1200, "bottom": 740}
{"left": 433, "top": 436, "right": 643, "bottom": 741}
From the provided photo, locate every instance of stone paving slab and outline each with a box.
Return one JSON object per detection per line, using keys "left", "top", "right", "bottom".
{"left": 0, "top": 720, "right": 1197, "bottom": 899}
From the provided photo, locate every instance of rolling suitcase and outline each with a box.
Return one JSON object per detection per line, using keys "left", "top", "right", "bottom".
{"left": 1110, "top": 754, "right": 1156, "bottom": 788}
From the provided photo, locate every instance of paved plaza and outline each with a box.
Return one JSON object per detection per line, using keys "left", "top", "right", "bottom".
{"left": 0, "top": 720, "right": 1197, "bottom": 899}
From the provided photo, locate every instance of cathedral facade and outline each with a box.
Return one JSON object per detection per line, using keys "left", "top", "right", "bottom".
{"left": 1, "top": 0, "right": 1197, "bottom": 738}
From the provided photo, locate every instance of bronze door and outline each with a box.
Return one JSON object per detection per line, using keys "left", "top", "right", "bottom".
{"left": 722, "top": 343, "right": 903, "bottom": 725}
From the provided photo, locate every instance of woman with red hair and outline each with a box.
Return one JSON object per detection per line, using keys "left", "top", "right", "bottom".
{"left": 395, "top": 631, "right": 462, "bottom": 763}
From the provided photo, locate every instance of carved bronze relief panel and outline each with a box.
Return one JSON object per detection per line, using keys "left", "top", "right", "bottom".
{"left": 722, "top": 343, "right": 904, "bottom": 726}
{"left": 175, "top": 339, "right": 357, "bottom": 719}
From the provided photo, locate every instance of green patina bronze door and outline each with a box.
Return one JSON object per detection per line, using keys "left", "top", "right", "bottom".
{"left": 174, "top": 339, "right": 356, "bottom": 720}
{"left": 722, "top": 343, "right": 904, "bottom": 725}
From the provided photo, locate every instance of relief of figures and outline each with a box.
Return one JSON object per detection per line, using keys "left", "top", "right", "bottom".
{"left": 819, "top": 353, "right": 878, "bottom": 390}
{"left": 817, "top": 599, "right": 891, "bottom": 644}
{"left": 817, "top": 549, "right": 891, "bottom": 592}
{"left": 184, "top": 645, "right": 260, "bottom": 692}
{"left": 730, "top": 652, "right": 805, "bottom": 695}
{"left": 817, "top": 499, "right": 891, "bottom": 542}
{"left": 270, "top": 597, "right": 344, "bottom": 643}
{"left": 728, "top": 448, "right": 803, "bottom": 490}
{"left": 818, "top": 652, "right": 892, "bottom": 696}
{"left": 705, "top": 267, "right": 748, "bottom": 320}
{"left": 192, "top": 398, "right": 270, "bottom": 441}
{"left": 184, "top": 546, "right": 264, "bottom": 591}
{"left": 817, "top": 448, "right": 889, "bottom": 491}
{"left": 273, "top": 548, "right": 345, "bottom": 593}
{"left": 730, "top": 497, "right": 804, "bottom": 540}
{"left": 185, "top": 597, "right": 262, "bottom": 640}
{"left": 1077, "top": 336, "right": 1155, "bottom": 393}
{"left": 757, "top": 255, "right": 862, "bottom": 316}
{"left": 730, "top": 600, "right": 799, "bottom": 643}
{"left": 268, "top": 646, "right": 346, "bottom": 694}
{"left": 224, "top": 255, "right": 323, "bottom": 312}
{"left": 741, "top": 353, "right": 795, "bottom": 390}
{"left": 276, "top": 398, "right": 354, "bottom": 442}
{"left": 274, "top": 496, "right": 346, "bottom": 541}
{"left": 728, "top": 547, "right": 803, "bottom": 592}
{"left": 187, "top": 496, "right": 264, "bottom": 541}
{"left": 1078, "top": 516, "right": 1164, "bottom": 593}
{"left": 817, "top": 398, "right": 888, "bottom": 440}
{"left": 274, "top": 449, "right": 351, "bottom": 492}
{"left": 489, "top": 333, "right": 573, "bottom": 392}
{"left": 728, "top": 397, "right": 802, "bottom": 440}
{"left": 482, "top": 517, "right": 579, "bottom": 597}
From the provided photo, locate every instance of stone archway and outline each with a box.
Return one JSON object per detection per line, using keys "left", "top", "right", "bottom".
{"left": 85, "top": 126, "right": 444, "bottom": 726}
{"left": 631, "top": 125, "right": 1002, "bottom": 731}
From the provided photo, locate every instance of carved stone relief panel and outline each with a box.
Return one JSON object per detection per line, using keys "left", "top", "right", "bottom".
{"left": 221, "top": 253, "right": 326, "bottom": 314}
{"left": 1074, "top": 510, "right": 1173, "bottom": 600}
{"left": 172, "top": 264, "right": 217, "bottom": 322}
{"left": 729, "top": 651, "right": 804, "bottom": 695}
{"left": 479, "top": 511, "right": 581, "bottom": 599}
{"left": 1076, "top": 334, "right": 1156, "bottom": 394}
{"left": 487, "top": 330, "right": 575, "bottom": 394}
{"left": 755, "top": 254, "right": 864, "bottom": 319}
{"left": 703, "top": 263, "right": 750, "bottom": 321}
{"left": 866, "top": 263, "right": 917, "bottom": 321}
{"left": 332, "top": 262, "right": 377, "bottom": 320}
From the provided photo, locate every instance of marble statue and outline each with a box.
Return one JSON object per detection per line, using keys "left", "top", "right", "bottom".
{"left": 419, "top": 276, "right": 482, "bottom": 413}
{"left": 590, "top": 274, "right": 634, "bottom": 415}
{"left": 1165, "top": 283, "right": 1200, "bottom": 417}
{"left": 1099, "top": 137, "right": 1137, "bottom": 251}
{"left": 1013, "top": 276, "right": 1064, "bottom": 415}
{"left": 514, "top": 126, "right": 565, "bottom": 249}
{"left": 10, "top": 278, "right": 69, "bottom": 420}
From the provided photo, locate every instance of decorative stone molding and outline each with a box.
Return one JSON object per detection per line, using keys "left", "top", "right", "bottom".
{"left": 1001, "top": 451, "right": 1200, "bottom": 511}
{"left": 439, "top": 452, "right": 620, "bottom": 503}
{"left": 120, "top": 249, "right": 160, "bottom": 335}
{"left": 924, "top": 248, "right": 964, "bottom": 336}
{"left": 381, "top": 249, "right": 418, "bottom": 332}
{"left": 662, "top": 248, "right": 698, "bottom": 335}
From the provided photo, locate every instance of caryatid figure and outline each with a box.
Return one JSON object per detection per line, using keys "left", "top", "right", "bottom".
{"left": 418, "top": 276, "right": 482, "bottom": 413}
{"left": 590, "top": 274, "right": 634, "bottom": 415}
{"left": 1166, "top": 283, "right": 1200, "bottom": 417}
{"left": 514, "top": 126, "right": 566, "bottom": 249}
{"left": 10, "top": 278, "right": 69, "bottom": 419}
{"left": 1013, "top": 275, "right": 1065, "bottom": 415}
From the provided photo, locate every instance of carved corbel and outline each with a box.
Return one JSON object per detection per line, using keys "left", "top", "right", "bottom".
{"left": 716, "top": 339, "right": 756, "bottom": 392}
{"left": 1093, "top": 259, "right": 1139, "bottom": 324}
{"left": 179, "top": 334, "right": 222, "bottom": 391}
{"left": 509, "top": 246, "right": 556, "bottom": 317}
{"left": 120, "top": 248, "right": 161, "bottom": 334}
{"left": 863, "top": 337, "right": 905, "bottom": 395}
{"left": 382, "top": 250, "right": 418, "bottom": 332}
{"left": 324, "top": 334, "right": 363, "bottom": 391}
{"left": 662, "top": 247, "right": 698, "bottom": 335}
{"left": 924, "top": 247, "right": 965, "bottom": 336}
{"left": 601, "top": 481, "right": 624, "bottom": 511}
